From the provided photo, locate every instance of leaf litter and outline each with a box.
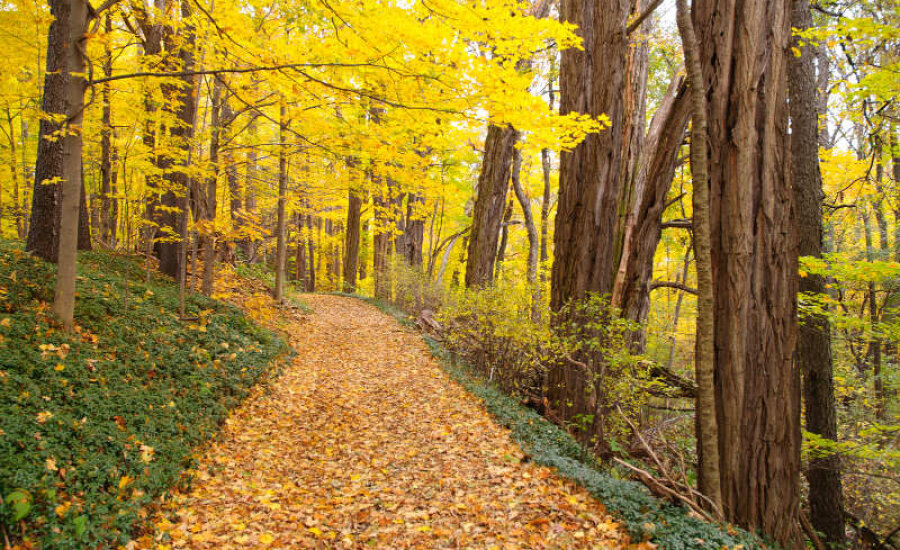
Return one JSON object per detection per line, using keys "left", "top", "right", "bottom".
{"left": 139, "top": 292, "right": 629, "bottom": 549}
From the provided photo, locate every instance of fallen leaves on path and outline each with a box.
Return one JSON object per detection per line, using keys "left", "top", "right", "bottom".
{"left": 139, "top": 293, "right": 628, "bottom": 549}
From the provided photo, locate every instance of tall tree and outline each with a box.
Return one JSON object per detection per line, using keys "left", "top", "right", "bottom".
{"left": 99, "top": 13, "right": 118, "bottom": 248}
{"left": 273, "top": 104, "right": 289, "bottom": 302}
{"left": 156, "top": 0, "right": 198, "bottom": 279}
{"left": 549, "top": 0, "right": 631, "bottom": 435}
{"left": 465, "top": 124, "right": 518, "bottom": 287}
{"left": 693, "top": 0, "right": 800, "bottom": 544}
{"left": 465, "top": 0, "right": 550, "bottom": 288}
{"left": 46, "top": 0, "right": 89, "bottom": 329}
{"left": 511, "top": 148, "right": 540, "bottom": 321}
{"left": 24, "top": 0, "right": 91, "bottom": 263}
{"left": 610, "top": 74, "right": 690, "bottom": 349}
{"left": 343, "top": 186, "right": 363, "bottom": 292}
{"left": 790, "top": 0, "right": 844, "bottom": 544}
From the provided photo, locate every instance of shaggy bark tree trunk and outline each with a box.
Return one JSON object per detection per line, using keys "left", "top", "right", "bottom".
{"left": 693, "top": 0, "right": 801, "bottom": 544}
{"left": 549, "top": 0, "right": 631, "bottom": 438}
{"left": 789, "top": 0, "right": 845, "bottom": 545}
{"left": 611, "top": 75, "right": 690, "bottom": 351}
{"left": 465, "top": 124, "right": 518, "bottom": 287}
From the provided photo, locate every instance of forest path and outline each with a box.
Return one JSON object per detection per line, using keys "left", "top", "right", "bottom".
{"left": 145, "top": 295, "right": 627, "bottom": 549}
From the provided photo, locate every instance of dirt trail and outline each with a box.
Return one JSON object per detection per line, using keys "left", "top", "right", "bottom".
{"left": 144, "top": 295, "right": 627, "bottom": 549}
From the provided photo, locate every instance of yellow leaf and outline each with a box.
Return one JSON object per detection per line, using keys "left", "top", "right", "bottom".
{"left": 55, "top": 363, "right": 65, "bottom": 371}
{"left": 118, "top": 476, "right": 132, "bottom": 490}
{"left": 308, "top": 527, "right": 323, "bottom": 537}
{"left": 259, "top": 532, "right": 275, "bottom": 544}
{"left": 46, "top": 457, "right": 58, "bottom": 471}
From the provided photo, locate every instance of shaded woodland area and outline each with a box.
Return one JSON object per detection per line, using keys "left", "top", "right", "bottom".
{"left": 0, "top": 0, "right": 898, "bottom": 547}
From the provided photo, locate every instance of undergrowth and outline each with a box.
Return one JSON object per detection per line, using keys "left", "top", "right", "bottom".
{"left": 357, "top": 293, "right": 771, "bottom": 550}
{"left": 0, "top": 242, "right": 287, "bottom": 548}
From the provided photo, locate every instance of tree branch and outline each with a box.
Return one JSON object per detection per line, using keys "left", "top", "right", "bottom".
{"left": 627, "top": 0, "right": 664, "bottom": 34}
{"left": 650, "top": 280, "right": 698, "bottom": 295}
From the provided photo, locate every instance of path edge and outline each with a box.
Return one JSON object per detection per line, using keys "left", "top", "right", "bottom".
{"left": 328, "top": 292, "right": 774, "bottom": 550}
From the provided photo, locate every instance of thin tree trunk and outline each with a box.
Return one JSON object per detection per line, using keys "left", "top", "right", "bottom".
{"left": 789, "top": 0, "right": 845, "bottom": 544}
{"left": 6, "top": 109, "right": 21, "bottom": 239}
{"left": 676, "top": 0, "right": 721, "bottom": 513}
{"left": 200, "top": 78, "right": 223, "bottom": 296}
{"left": 539, "top": 71, "right": 554, "bottom": 288}
{"left": 99, "top": 13, "right": 118, "bottom": 247}
{"left": 494, "top": 196, "right": 514, "bottom": 279}
{"left": 511, "top": 148, "right": 540, "bottom": 322}
{"left": 273, "top": 103, "right": 288, "bottom": 302}
{"left": 306, "top": 214, "right": 316, "bottom": 292}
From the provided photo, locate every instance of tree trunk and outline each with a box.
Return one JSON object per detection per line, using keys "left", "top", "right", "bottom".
{"left": 549, "top": 0, "right": 631, "bottom": 436}
{"left": 273, "top": 104, "right": 288, "bottom": 302}
{"left": 306, "top": 214, "right": 316, "bottom": 292}
{"left": 99, "top": 13, "right": 118, "bottom": 248}
{"left": 401, "top": 193, "right": 425, "bottom": 268}
{"left": 343, "top": 188, "right": 362, "bottom": 292}
{"left": 539, "top": 70, "right": 554, "bottom": 288}
{"left": 511, "top": 148, "right": 541, "bottom": 321}
{"left": 789, "top": 0, "right": 845, "bottom": 544}
{"left": 295, "top": 214, "right": 306, "bottom": 284}
{"left": 201, "top": 78, "right": 223, "bottom": 296}
{"left": 243, "top": 118, "right": 259, "bottom": 261}
{"left": 676, "top": 0, "right": 722, "bottom": 513}
{"left": 156, "top": 0, "right": 197, "bottom": 280}
{"left": 465, "top": 124, "right": 518, "bottom": 287}
{"left": 693, "top": 0, "right": 801, "bottom": 544}
{"left": 494, "top": 196, "right": 514, "bottom": 279}
{"left": 46, "top": 0, "right": 88, "bottom": 329}
{"left": 25, "top": 0, "right": 91, "bottom": 263}
{"left": 611, "top": 75, "right": 690, "bottom": 351}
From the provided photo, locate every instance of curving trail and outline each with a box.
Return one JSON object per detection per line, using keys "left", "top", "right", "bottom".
{"left": 144, "top": 295, "right": 627, "bottom": 549}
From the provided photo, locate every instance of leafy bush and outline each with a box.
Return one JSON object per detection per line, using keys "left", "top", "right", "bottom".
{"left": 0, "top": 242, "right": 287, "bottom": 548}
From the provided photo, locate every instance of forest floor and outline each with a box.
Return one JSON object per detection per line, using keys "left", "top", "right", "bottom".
{"left": 140, "top": 293, "right": 629, "bottom": 549}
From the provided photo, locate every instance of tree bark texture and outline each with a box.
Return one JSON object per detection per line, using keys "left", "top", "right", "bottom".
{"left": 693, "top": 0, "right": 801, "bottom": 544}
{"left": 156, "top": 0, "right": 197, "bottom": 279}
{"left": 789, "top": 0, "right": 844, "bottom": 544}
{"left": 343, "top": 188, "right": 363, "bottom": 292}
{"left": 549, "top": 0, "right": 631, "bottom": 433}
{"left": 99, "top": 14, "right": 118, "bottom": 248}
{"left": 611, "top": 75, "right": 690, "bottom": 349}
{"left": 25, "top": 0, "right": 92, "bottom": 262}
{"left": 465, "top": 124, "right": 518, "bottom": 288}
{"left": 676, "top": 0, "right": 722, "bottom": 513}
{"left": 49, "top": 0, "right": 88, "bottom": 329}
